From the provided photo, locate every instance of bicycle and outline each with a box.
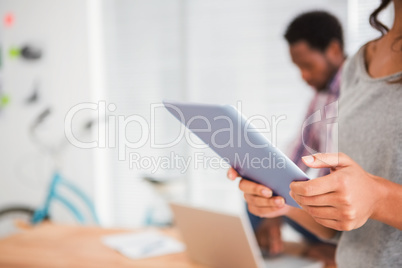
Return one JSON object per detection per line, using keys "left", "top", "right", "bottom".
{"left": 0, "top": 107, "right": 99, "bottom": 238}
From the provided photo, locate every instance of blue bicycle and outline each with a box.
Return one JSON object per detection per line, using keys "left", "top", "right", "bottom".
{"left": 0, "top": 108, "right": 99, "bottom": 238}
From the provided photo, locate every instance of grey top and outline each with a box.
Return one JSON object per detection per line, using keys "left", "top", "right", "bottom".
{"left": 336, "top": 45, "right": 402, "bottom": 267}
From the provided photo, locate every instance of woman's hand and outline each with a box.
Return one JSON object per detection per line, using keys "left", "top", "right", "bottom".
{"left": 290, "top": 152, "right": 384, "bottom": 231}
{"left": 227, "top": 168, "right": 291, "bottom": 218}
{"left": 227, "top": 167, "right": 340, "bottom": 239}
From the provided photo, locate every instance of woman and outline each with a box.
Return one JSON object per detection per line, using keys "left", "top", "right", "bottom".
{"left": 227, "top": 0, "right": 402, "bottom": 266}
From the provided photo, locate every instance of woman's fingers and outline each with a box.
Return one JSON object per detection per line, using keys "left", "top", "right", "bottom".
{"left": 227, "top": 167, "right": 240, "bottom": 180}
{"left": 301, "top": 152, "right": 351, "bottom": 169}
{"left": 227, "top": 169, "right": 290, "bottom": 219}
{"left": 239, "top": 179, "right": 273, "bottom": 197}
{"left": 302, "top": 206, "right": 340, "bottom": 221}
{"left": 227, "top": 168, "right": 274, "bottom": 199}
{"left": 248, "top": 204, "right": 289, "bottom": 218}
{"left": 290, "top": 191, "right": 337, "bottom": 207}
{"left": 290, "top": 173, "right": 339, "bottom": 197}
{"left": 244, "top": 193, "right": 285, "bottom": 208}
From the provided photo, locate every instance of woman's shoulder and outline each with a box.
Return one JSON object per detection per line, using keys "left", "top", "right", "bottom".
{"left": 340, "top": 40, "right": 378, "bottom": 90}
{"left": 341, "top": 46, "right": 365, "bottom": 89}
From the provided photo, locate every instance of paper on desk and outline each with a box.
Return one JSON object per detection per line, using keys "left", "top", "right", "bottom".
{"left": 102, "top": 231, "right": 186, "bottom": 260}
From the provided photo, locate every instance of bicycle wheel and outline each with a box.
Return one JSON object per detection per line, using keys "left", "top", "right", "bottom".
{"left": 0, "top": 206, "right": 35, "bottom": 238}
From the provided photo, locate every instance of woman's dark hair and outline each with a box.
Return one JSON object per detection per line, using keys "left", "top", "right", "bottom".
{"left": 370, "top": 0, "right": 402, "bottom": 83}
{"left": 369, "top": 0, "right": 392, "bottom": 35}
{"left": 284, "top": 11, "right": 344, "bottom": 52}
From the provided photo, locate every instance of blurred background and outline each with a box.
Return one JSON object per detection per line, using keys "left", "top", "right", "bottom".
{"left": 0, "top": 0, "right": 393, "bottom": 229}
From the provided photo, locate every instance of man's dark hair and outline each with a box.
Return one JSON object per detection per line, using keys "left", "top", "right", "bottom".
{"left": 284, "top": 11, "right": 344, "bottom": 52}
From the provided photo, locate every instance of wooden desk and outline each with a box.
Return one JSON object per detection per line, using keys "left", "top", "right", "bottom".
{"left": 0, "top": 224, "right": 207, "bottom": 268}
{"left": 0, "top": 224, "right": 333, "bottom": 268}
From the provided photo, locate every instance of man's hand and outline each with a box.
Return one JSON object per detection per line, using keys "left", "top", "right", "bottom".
{"left": 255, "top": 218, "right": 283, "bottom": 256}
{"left": 290, "top": 152, "right": 384, "bottom": 231}
{"left": 227, "top": 168, "right": 291, "bottom": 218}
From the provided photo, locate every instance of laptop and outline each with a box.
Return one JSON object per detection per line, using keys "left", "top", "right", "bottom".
{"left": 170, "top": 203, "right": 323, "bottom": 268}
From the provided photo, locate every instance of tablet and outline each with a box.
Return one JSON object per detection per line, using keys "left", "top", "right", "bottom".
{"left": 163, "top": 100, "right": 310, "bottom": 208}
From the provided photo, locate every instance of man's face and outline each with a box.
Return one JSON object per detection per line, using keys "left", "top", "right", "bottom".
{"left": 289, "top": 41, "right": 337, "bottom": 91}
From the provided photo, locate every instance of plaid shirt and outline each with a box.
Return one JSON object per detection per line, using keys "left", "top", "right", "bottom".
{"left": 288, "top": 67, "right": 342, "bottom": 178}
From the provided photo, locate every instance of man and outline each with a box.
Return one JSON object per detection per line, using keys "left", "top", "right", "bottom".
{"left": 248, "top": 11, "right": 345, "bottom": 265}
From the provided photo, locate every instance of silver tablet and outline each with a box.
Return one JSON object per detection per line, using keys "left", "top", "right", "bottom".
{"left": 164, "top": 100, "right": 310, "bottom": 208}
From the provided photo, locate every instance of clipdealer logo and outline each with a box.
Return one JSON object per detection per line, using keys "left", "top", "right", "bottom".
{"left": 64, "top": 101, "right": 288, "bottom": 164}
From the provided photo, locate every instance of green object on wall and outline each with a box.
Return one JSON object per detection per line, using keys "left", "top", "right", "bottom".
{"left": 0, "top": 94, "right": 10, "bottom": 108}
{"left": 9, "top": 47, "right": 20, "bottom": 58}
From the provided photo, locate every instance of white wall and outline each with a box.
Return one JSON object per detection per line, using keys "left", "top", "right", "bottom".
{"left": 1, "top": 0, "right": 390, "bottom": 229}
{"left": 183, "top": 0, "right": 348, "bottom": 212}
{"left": 100, "top": 0, "right": 349, "bottom": 228}
{"left": 0, "top": 0, "right": 95, "bottom": 224}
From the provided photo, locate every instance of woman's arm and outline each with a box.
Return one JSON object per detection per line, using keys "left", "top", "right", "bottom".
{"left": 366, "top": 175, "right": 402, "bottom": 230}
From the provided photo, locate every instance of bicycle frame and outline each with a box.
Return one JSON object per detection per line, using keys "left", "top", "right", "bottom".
{"left": 31, "top": 171, "right": 100, "bottom": 225}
